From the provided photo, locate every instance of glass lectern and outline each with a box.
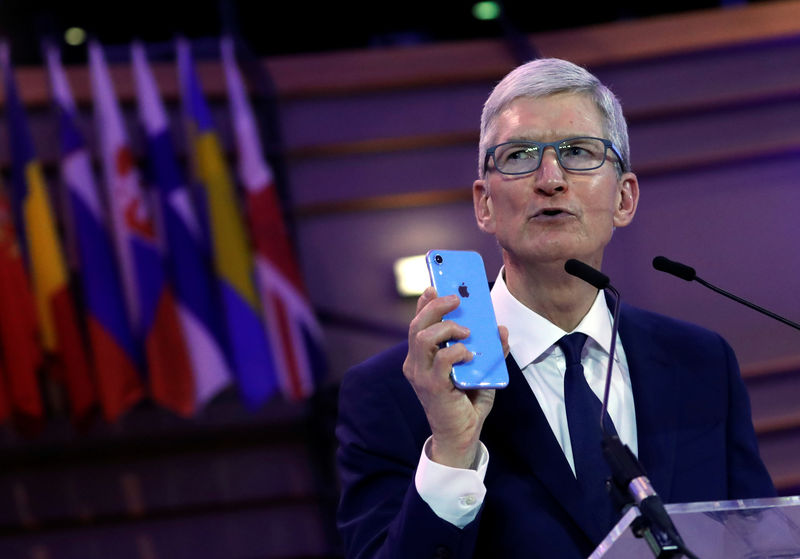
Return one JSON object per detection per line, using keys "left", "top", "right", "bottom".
{"left": 591, "top": 496, "right": 800, "bottom": 558}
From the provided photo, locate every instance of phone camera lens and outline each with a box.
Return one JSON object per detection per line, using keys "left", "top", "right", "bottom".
{"left": 434, "top": 254, "right": 443, "bottom": 264}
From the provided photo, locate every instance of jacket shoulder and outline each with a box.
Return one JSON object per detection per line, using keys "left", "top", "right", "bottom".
{"left": 621, "top": 302, "right": 730, "bottom": 347}
{"left": 342, "top": 341, "right": 410, "bottom": 389}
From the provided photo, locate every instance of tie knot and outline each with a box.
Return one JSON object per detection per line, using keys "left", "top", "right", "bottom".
{"left": 558, "top": 332, "right": 587, "bottom": 367}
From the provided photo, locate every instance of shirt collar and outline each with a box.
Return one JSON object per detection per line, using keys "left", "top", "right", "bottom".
{"left": 490, "top": 267, "right": 616, "bottom": 369}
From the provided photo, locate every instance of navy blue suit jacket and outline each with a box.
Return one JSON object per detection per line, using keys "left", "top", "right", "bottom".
{"left": 336, "top": 302, "right": 776, "bottom": 558}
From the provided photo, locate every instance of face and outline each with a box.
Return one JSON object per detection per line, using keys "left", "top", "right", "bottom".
{"left": 473, "top": 92, "right": 639, "bottom": 270}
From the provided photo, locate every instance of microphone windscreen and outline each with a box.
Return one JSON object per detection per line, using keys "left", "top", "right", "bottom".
{"left": 564, "top": 259, "right": 610, "bottom": 289}
{"left": 652, "top": 256, "right": 696, "bottom": 281}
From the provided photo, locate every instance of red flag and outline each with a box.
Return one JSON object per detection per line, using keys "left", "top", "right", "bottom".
{"left": 2, "top": 43, "right": 96, "bottom": 425}
{"left": 0, "top": 189, "right": 44, "bottom": 428}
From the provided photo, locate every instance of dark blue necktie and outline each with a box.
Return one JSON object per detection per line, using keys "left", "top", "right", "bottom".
{"left": 558, "top": 333, "right": 619, "bottom": 532}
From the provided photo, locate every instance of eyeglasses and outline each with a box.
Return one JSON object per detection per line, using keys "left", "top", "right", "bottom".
{"left": 484, "top": 137, "right": 625, "bottom": 175}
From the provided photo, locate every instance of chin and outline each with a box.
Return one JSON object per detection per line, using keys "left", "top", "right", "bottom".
{"left": 528, "top": 245, "right": 604, "bottom": 268}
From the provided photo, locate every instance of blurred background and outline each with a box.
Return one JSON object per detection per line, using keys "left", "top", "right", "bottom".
{"left": 0, "top": 0, "right": 799, "bottom": 557}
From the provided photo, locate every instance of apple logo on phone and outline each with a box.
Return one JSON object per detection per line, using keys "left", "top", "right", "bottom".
{"left": 458, "top": 283, "right": 470, "bottom": 298}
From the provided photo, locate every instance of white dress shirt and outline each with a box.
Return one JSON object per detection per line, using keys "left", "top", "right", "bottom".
{"left": 415, "top": 268, "right": 638, "bottom": 528}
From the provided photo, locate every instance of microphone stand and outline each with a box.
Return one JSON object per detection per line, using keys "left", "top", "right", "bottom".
{"left": 564, "top": 260, "right": 701, "bottom": 559}
{"left": 653, "top": 256, "right": 800, "bottom": 332}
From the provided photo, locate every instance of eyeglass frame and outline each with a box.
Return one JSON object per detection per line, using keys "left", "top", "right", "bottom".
{"left": 482, "top": 136, "right": 628, "bottom": 176}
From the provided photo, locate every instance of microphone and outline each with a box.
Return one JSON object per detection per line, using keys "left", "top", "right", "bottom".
{"left": 564, "top": 258, "right": 611, "bottom": 289}
{"left": 564, "top": 259, "right": 618, "bottom": 433}
{"left": 565, "top": 259, "right": 699, "bottom": 559}
{"left": 653, "top": 256, "right": 800, "bottom": 331}
{"left": 652, "top": 256, "right": 696, "bottom": 281}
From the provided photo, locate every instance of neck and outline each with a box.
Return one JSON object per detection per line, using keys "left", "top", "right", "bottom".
{"left": 503, "top": 256, "right": 600, "bottom": 332}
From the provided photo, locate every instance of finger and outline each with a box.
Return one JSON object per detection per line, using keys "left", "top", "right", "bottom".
{"left": 412, "top": 319, "right": 470, "bottom": 359}
{"left": 410, "top": 293, "right": 461, "bottom": 336}
{"left": 423, "top": 342, "right": 475, "bottom": 386}
{"left": 415, "top": 286, "right": 438, "bottom": 315}
{"left": 435, "top": 341, "right": 474, "bottom": 367}
{"left": 406, "top": 341, "right": 472, "bottom": 396}
{"left": 498, "top": 325, "right": 510, "bottom": 358}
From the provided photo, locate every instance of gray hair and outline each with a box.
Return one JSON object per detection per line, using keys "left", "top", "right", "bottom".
{"left": 478, "top": 58, "right": 630, "bottom": 178}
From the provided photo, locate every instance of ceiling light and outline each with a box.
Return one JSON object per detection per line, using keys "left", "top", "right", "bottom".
{"left": 472, "top": 2, "right": 501, "bottom": 21}
{"left": 64, "top": 27, "right": 87, "bottom": 46}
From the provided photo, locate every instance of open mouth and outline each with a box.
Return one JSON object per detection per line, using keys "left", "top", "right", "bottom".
{"left": 535, "top": 208, "right": 571, "bottom": 218}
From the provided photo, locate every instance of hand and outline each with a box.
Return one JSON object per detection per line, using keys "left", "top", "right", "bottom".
{"left": 403, "top": 286, "right": 510, "bottom": 469}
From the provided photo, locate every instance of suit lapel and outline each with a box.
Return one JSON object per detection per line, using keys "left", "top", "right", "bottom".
{"left": 486, "top": 355, "right": 612, "bottom": 543}
{"left": 484, "top": 301, "right": 681, "bottom": 541}
{"left": 617, "top": 303, "right": 678, "bottom": 500}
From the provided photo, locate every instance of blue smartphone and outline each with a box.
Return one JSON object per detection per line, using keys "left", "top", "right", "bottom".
{"left": 426, "top": 250, "right": 508, "bottom": 390}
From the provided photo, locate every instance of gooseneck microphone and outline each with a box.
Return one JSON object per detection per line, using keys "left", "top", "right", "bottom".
{"left": 565, "top": 259, "right": 700, "bottom": 559}
{"left": 653, "top": 256, "right": 800, "bottom": 331}
{"left": 564, "top": 258, "right": 611, "bottom": 289}
{"left": 564, "top": 259, "right": 618, "bottom": 432}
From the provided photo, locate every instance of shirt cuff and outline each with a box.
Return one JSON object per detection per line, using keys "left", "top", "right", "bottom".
{"left": 414, "top": 436, "right": 488, "bottom": 528}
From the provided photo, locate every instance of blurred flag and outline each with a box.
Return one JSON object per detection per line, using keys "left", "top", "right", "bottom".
{"left": 131, "top": 41, "right": 232, "bottom": 408}
{"left": 221, "top": 37, "right": 325, "bottom": 400}
{"left": 177, "top": 38, "right": 277, "bottom": 409}
{"left": 0, "top": 42, "right": 96, "bottom": 425}
{"left": 89, "top": 41, "right": 197, "bottom": 416}
{"left": 0, "top": 185, "right": 44, "bottom": 430}
{"left": 88, "top": 40, "right": 142, "bottom": 329}
{"left": 47, "top": 44, "right": 143, "bottom": 422}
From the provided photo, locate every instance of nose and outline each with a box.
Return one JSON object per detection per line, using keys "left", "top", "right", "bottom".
{"left": 534, "top": 146, "right": 567, "bottom": 196}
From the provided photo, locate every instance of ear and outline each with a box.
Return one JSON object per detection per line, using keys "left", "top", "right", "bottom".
{"left": 473, "top": 178, "right": 495, "bottom": 234}
{"left": 612, "top": 172, "right": 639, "bottom": 228}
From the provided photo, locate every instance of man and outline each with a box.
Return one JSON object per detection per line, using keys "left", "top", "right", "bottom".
{"left": 336, "top": 58, "right": 775, "bottom": 559}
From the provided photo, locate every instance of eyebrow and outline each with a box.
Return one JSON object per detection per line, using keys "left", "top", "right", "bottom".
{"left": 503, "top": 134, "right": 600, "bottom": 142}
